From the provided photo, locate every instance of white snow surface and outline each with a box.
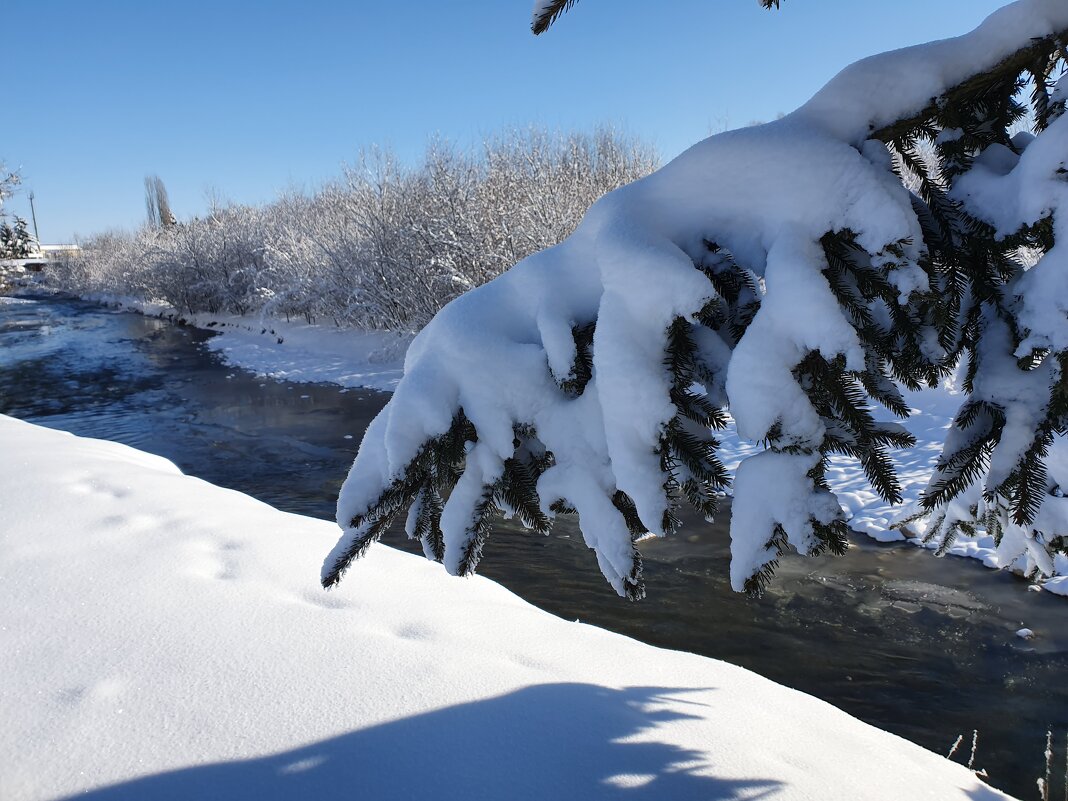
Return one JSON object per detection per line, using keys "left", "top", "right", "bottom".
{"left": 334, "top": 0, "right": 1068, "bottom": 595}
{"left": 0, "top": 414, "right": 1014, "bottom": 801}
{"left": 798, "top": 0, "right": 1068, "bottom": 144}
{"left": 951, "top": 109, "right": 1068, "bottom": 357}
{"left": 529, "top": 0, "right": 556, "bottom": 22}
{"left": 199, "top": 316, "right": 408, "bottom": 392}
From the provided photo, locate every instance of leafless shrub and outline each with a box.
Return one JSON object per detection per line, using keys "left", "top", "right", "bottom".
{"left": 55, "top": 127, "right": 657, "bottom": 331}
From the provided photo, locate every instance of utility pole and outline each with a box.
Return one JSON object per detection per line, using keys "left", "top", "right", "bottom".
{"left": 28, "top": 192, "right": 40, "bottom": 244}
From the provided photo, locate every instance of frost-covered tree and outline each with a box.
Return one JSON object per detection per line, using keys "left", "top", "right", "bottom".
{"left": 0, "top": 165, "right": 34, "bottom": 258}
{"left": 60, "top": 128, "right": 655, "bottom": 326}
{"left": 0, "top": 163, "right": 19, "bottom": 215}
{"left": 324, "top": 1, "right": 1068, "bottom": 599}
{"left": 0, "top": 216, "right": 39, "bottom": 259}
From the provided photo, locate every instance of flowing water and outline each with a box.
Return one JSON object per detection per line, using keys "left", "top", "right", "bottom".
{"left": 2, "top": 292, "right": 1065, "bottom": 799}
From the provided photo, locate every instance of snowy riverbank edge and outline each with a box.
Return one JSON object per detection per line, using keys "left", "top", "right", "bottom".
{"left": 25, "top": 288, "right": 412, "bottom": 392}
{"left": 0, "top": 414, "right": 1012, "bottom": 801}
{"left": 20, "top": 287, "right": 1066, "bottom": 598}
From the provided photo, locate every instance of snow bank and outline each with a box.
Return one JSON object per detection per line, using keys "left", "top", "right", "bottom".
{"left": 0, "top": 414, "right": 1012, "bottom": 800}
{"left": 196, "top": 316, "right": 409, "bottom": 392}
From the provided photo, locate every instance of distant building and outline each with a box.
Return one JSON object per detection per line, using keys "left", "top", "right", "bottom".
{"left": 0, "top": 245, "right": 80, "bottom": 272}
{"left": 40, "top": 244, "right": 81, "bottom": 256}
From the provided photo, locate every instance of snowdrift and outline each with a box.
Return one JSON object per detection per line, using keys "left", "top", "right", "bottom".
{"left": 0, "top": 415, "right": 1011, "bottom": 800}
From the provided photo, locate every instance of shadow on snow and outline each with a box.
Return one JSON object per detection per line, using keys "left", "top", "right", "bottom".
{"left": 63, "top": 683, "right": 783, "bottom": 801}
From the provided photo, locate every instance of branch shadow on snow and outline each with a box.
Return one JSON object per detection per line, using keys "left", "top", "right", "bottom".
{"left": 965, "top": 786, "right": 1015, "bottom": 801}
{"left": 62, "top": 683, "right": 783, "bottom": 801}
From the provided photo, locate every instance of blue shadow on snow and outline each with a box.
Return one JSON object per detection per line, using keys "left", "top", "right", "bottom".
{"left": 61, "top": 683, "right": 783, "bottom": 801}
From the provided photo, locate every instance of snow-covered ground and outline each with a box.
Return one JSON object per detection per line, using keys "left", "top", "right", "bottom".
{"left": 719, "top": 380, "right": 1068, "bottom": 597}
{"left": 196, "top": 315, "right": 408, "bottom": 392}
{"left": 0, "top": 414, "right": 1012, "bottom": 800}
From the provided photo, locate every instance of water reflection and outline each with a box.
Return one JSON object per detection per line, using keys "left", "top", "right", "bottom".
{"left": 1, "top": 293, "right": 1064, "bottom": 799}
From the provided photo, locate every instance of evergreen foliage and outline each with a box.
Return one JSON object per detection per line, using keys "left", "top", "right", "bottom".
{"left": 531, "top": 0, "right": 578, "bottom": 35}
{"left": 0, "top": 163, "right": 26, "bottom": 259}
{"left": 328, "top": 6, "right": 1068, "bottom": 599}
{"left": 0, "top": 216, "right": 39, "bottom": 259}
{"left": 874, "top": 32, "right": 1068, "bottom": 573}
{"left": 532, "top": 0, "right": 784, "bottom": 35}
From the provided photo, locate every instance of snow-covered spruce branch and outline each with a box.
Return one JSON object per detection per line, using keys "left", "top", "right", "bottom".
{"left": 0, "top": 162, "right": 36, "bottom": 259}
{"left": 0, "top": 217, "right": 39, "bottom": 259}
{"left": 325, "top": 0, "right": 1068, "bottom": 598}
{"left": 530, "top": 0, "right": 783, "bottom": 36}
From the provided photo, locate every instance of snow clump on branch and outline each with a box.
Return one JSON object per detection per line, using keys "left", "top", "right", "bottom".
{"left": 327, "top": 0, "right": 1068, "bottom": 598}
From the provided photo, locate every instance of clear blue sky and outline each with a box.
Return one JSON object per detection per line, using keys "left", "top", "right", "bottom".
{"left": 6, "top": 0, "right": 1008, "bottom": 243}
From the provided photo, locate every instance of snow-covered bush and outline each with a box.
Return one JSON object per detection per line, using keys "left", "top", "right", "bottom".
{"left": 54, "top": 128, "right": 656, "bottom": 330}
{"left": 0, "top": 165, "right": 32, "bottom": 260}
{"left": 0, "top": 216, "right": 39, "bottom": 259}
{"left": 325, "top": 1, "right": 1068, "bottom": 599}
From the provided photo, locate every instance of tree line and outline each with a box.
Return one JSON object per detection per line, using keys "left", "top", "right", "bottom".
{"left": 56, "top": 128, "right": 657, "bottom": 331}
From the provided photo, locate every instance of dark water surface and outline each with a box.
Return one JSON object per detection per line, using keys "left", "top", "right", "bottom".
{"left": 2, "top": 293, "right": 1065, "bottom": 799}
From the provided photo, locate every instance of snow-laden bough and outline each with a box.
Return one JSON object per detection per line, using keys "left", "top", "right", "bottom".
{"left": 326, "top": 0, "right": 1068, "bottom": 597}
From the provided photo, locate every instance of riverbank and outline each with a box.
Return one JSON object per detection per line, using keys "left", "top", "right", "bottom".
{"left": 42, "top": 289, "right": 412, "bottom": 392}
{"left": 0, "top": 413, "right": 1012, "bottom": 801}
{"left": 4, "top": 289, "right": 1064, "bottom": 798}
{"left": 18, "top": 285, "right": 1066, "bottom": 597}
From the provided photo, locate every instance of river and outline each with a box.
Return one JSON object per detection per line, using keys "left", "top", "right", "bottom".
{"left": 1, "top": 292, "right": 1065, "bottom": 799}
